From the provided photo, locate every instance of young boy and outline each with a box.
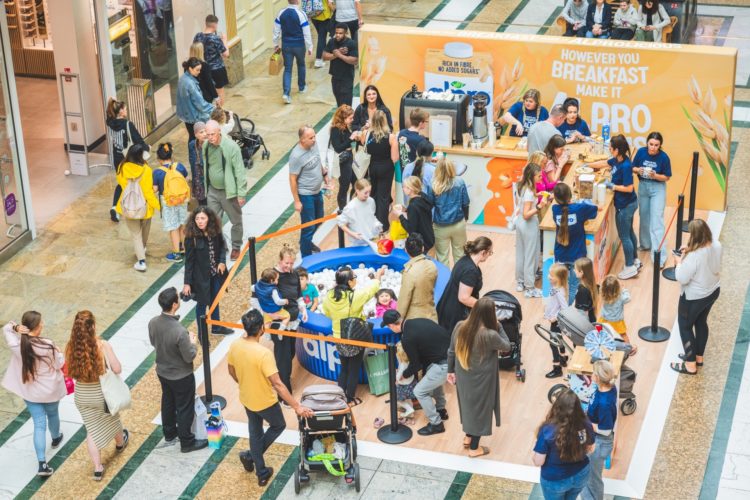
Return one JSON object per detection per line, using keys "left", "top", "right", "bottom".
{"left": 297, "top": 267, "right": 319, "bottom": 312}
{"left": 253, "top": 269, "right": 291, "bottom": 333}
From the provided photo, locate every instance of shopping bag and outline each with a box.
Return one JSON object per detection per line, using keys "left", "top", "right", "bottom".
{"left": 364, "top": 351, "right": 390, "bottom": 396}
{"left": 192, "top": 396, "right": 208, "bottom": 441}
{"left": 269, "top": 50, "right": 283, "bottom": 76}
{"left": 100, "top": 357, "right": 131, "bottom": 416}
{"left": 206, "top": 401, "right": 226, "bottom": 449}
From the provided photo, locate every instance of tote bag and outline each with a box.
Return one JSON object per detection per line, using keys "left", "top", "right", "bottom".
{"left": 352, "top": 132, "right": 372, "bottom": 180}
{"left": 364, "top": 351, "right": 390, "bottom": 395}
{"left": 100, "top": 352, "right": 131, "bottom": 416}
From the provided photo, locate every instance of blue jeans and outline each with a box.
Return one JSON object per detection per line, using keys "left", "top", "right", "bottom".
{"left": 245, "top": 403, "right": 286, "bottom": 478}
{"left": 638, "top": 180, "right": 667, "bottom": 265}
{"left": 615, "top": 200, "right": 638, "bottom": 267}
{"left": 195, "top": 274, "right": 222, "bottom": 331}
{"left": 585, "top": 31, "right": 610, "bottom": 39}
{"left": 540, "top": 463, "right": 591, "bottom": 500}
{"left": 581, "top": 433, "right": 614, "bottom": 500}
{"left": 282, "top": 45, "right": 306, "bottom": 96}
{"left": 299, "top": 193, "right": 324, "bottom": 256}
{"left": 25, "top": 400, "right": 61, "bottom": 462}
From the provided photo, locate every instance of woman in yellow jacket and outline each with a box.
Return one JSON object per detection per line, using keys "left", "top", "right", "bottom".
{"left": 115, "top": 144, "right": 160, "bottom": 272}
{"left": 322, "top": 265, "right": 384, "bottom": 406}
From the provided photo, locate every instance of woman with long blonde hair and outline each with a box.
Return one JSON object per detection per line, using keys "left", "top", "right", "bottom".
{"left": 426, "top": 157, "right": 470, "bottom": 267}
{"left": 66, "top": 311, "right": 128, "bottom": 481}
{"left": 330, "top": 104, "right": 356, "bottom": 209}
{"left": 363, "top": 109, "right": 398, "bottom": 230}
{"left": 189, "top": 42, "right": 218, "bottom": 104}
{"left": 447, "top": 297, "right": 510, "bottom": 457}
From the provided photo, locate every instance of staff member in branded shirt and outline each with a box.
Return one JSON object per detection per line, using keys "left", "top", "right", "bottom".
{"left": 551, "top": 183, "right": 598, "bottom": 303}
{"left": 502, "top": 89, "right": 549, "bottom": 137}
{"left": 322, "top": 23, "right": 358, "bottom": 107}
{"left": 632, "top": 131, "right": 672, "bottom": 268}
{"left": 557, "top": 98, "right": 591, "bottom": 144}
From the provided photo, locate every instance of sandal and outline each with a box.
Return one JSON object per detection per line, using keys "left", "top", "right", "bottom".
{"left": 670, "top": 361, "right": 697, "bottom": 375}
{"left": 373, "top": 417, "right": 385, "bottom": 429}
{"left": 116, "top": 429, "right": 129, "bottom": 452}
{"left": 348, "top": 397, "right": 363, "bottom": 407}
{"left": 678, "top": 353, "right": 702, "bottom": 366}
{"left": 463, "top": 437, "right": 471, "bottom": 449}
{"left": 469, "top": 446, "right": 490, "bottom": 458}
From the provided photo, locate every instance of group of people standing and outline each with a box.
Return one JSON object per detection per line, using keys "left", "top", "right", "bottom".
{"left": 561, "top": 0, "right": 672, "bottom": 41}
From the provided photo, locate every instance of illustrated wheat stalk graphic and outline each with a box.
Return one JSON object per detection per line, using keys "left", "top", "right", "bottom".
{"left": 494, "top": 58, "right": 527, "bottom": 133}
{"left": 682, "top": 76, "right": 731, "bottom": 192}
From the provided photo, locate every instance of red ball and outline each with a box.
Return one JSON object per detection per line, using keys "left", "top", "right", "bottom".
{"left": 377, "top": 238, "right": 394, "bottom": 255}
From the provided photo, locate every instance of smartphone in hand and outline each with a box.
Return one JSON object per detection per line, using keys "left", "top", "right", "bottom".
{"left": 672, "top": 249, "right": 683, "bottom": 257}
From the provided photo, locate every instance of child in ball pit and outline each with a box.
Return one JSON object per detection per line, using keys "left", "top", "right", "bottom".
{"left": 375, "top": 289, "right": 398, "bottom": 318}
{"left": 297, "top": 267, "right": 319, "bottom": 312}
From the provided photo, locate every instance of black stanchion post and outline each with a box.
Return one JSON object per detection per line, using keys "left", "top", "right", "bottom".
{"left": 682, "top": 152, "right": 699, "bottom": 232}
{"left": 638, "top": 250, "right": 671, "bottom": 342}
{"left": 199, "top": 315, "right": 227, "bottom": 408}
{"left": 337, "top": 209, "right": 345, "bottom": 248}
{"left": 248, "top": 236, "right": 258, "bottom": 286}
{"left": 377, "top": 343, "right": 413, "bottom": 444}
{"left": 662, "top": 194, "right": 685, "bottom": 281}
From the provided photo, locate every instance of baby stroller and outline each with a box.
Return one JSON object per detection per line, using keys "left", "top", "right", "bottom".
{"left": 484, "top": 290, "right": 526, "bottom": 382}
{"left": 294, "top": 385, "right": 360, "bottom": 494}
{"left": 535, "top": 306, "right": 637, "bottom": 416}
{"left": 227, "top": 113, "right": 270, "bottom": 169}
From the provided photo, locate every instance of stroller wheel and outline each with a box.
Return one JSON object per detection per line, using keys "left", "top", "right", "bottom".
{"left": 294, "top": 467, "right": 301, "bottom": 494}
{"left": 244, "top": 158, "right": 253, "bottom": 169}
{"left": 548, "top": 384, "right": 567, "bottom": 404}
{"left": 517, "top": 368, "right": 526, "bottom": 383}
{"left": 352, "top": 436, "right": 358, "bottom": 461}
{"left": 620, "top": 398, "right": 637, "bottom": 415}
{"left": 262, "top": 151, "right": 270, "bottom": 160}
{"left": 354, "top": 463, "right": 361, "bottom": 492}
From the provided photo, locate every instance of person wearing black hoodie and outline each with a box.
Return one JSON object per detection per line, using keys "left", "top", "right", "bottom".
{"left": 397, "top": 175, "right": 435, "bottom": 252}
{"left": 106, "top": 97, "right": 149, "bottom": 222}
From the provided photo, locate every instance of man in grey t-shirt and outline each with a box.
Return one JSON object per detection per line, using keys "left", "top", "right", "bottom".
{"left": 289, "top": 125, "right": 329, "bottom": 256}
{"left": 527, "top": 104, "right": 566, "bottom": 158}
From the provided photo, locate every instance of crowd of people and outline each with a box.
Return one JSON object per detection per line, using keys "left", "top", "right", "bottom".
{"left": 560, "top": 0, "right": 673, "bottom": 41}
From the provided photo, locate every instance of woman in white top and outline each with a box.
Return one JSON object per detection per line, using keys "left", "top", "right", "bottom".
{"left": 337, "top": 178, "right": 382, "bottom": 246}
{"left": 611, "top": 0, "right": 638, "bottom": 40}
{"left": 333, "top": 0, "right": 363, "bottom": 41}
{"left": 635, "top": 0, "right": 671, "bottom": 42}
{"left": 515, "top": 163, "right": 549, "bottom": 298}
{"left": 671, "top": 219, "right": 721, "bottom": 375}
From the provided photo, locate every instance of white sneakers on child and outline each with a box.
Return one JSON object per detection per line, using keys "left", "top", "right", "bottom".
{"left": 516, "top": 282, "right": 524, "bottom": 292}
{"left": 133, "top": 260, "right": 147, "bottom": 272}
{"left": 524, "top": 288, "right": 543, "bottom": 298}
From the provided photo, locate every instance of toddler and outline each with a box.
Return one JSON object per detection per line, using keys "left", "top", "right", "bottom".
{"left": 599, "top": 275, "right": 636, "bottom": 355}
{"left": 253, "top": 268, "right": 291, "bottom": 332}
{"left": 543, "top": 263, "right": 569, "bottom": 379}
{"left": 395, "top": 342, "right": 417, "bottom": 421}
{"left": 297, "top": 267, "right": 319, "bottom": 312}
{"left": 375, "top": 289, "right": 398, "bottom": 318}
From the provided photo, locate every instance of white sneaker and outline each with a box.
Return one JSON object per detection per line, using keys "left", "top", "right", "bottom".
{"left": 634, "top": 258, "right": 642, "bottom": 271}
{"left": 299, "top": 86, "right": 307, "bottom": 93}
{"left": 133, "top": 260, "right": 147, "bottom": 272}
{"left": 618, "top": 265, "right": 638, "bottom": 280}
{"left": 314, "top": 59, "right": 324, "bottom": 68}
{"left": 283, "top": 95, "right": 291, "bottom": 104}
{"left": 516, "top": 282, "right": 524, "bottom": 292}
{"left": 524, "top": 288, "right": 543, "bottom": 298}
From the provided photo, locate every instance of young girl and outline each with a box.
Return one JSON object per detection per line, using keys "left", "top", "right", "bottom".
{"left": 337, "top": 179, "right": 383, "bottom": 246}
{"left": 395, "top": 342, "right": 417, "bottom": 423}
{"left": 375, "top": 289, "right": 398, "bottom": 318}
{"left": 297, "top": 267, "right": 319, "bottom": 312}
{"left": 515, "top": 163, "right": 548, "bottom": 297}
{"left": 599, "top": 275, "right": 636, "bottom": 355}
{"left": 539, "top": 135, "right": 569, "bottom": 195}
{"left": 543, "top": 264, "right": 569, "bottom": 378}
{"left": 583, "top": 360, "right": 618, "bottom": 500}
{"left": 153, "top": 142, "right": 190, "bottom": 263}
{"left": 574, "top": 257, "right": 598, "bottom": 323}
{"left": 396, "top": 176, "right": 435, "bottom": 251}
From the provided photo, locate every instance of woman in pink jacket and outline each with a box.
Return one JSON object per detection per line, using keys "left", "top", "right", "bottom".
{"left": 2, "top": 312, "right": 66, "bottom": 477}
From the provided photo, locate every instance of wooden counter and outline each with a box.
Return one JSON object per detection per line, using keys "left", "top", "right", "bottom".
{"left": 438, "top": 136, "right": 529, "bottom": 160}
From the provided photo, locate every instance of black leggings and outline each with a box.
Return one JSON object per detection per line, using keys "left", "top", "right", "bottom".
{"left": 678, "top": 288, "right": 720, "bottom": 362}
{"left": 338, "top": 349, "right": 364, "bottom": 402}
{"left": 336, "top": 154, "right": 356, "bottom": 210}
{"left": 112, "top": 185, "right": 123, "bottom": 207}
{"left": 466, "top": 434, "right": 480, "bottom": 451}
{"left": 549, "top": 322, "right": 566, "bottom": 364}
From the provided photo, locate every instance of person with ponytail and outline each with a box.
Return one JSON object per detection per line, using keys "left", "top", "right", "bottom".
{"left": 3, "top": 312, "right": 66, "bottom": 477}
{"left": 425, "top": 157, "right": 471, "bottom": 267}
{"left": 515, "top": 163, "right": 548, "bottom": 298}
{"left": 176, "top": 57, "right": 215, "bottom": 143}
{"left": 66, "top": 311, "right": 129, "bottom": 481}
{"left": 551, "top": 183, "right": 598, "bottom": 303}
{"left": 401, "top": 140, "right": 436, "bottom": 201}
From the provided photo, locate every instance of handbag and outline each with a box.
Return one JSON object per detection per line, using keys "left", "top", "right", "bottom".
{"left": 337, "top": 292, "right": 373, "bottom": 357}
{"left": 352, "top": 132, "right": 372, "bottom": 180}
{"left": 326, "top": 135, "right": 340, "bottom": 178}
{"left": 61, "top": 363, "right": 74, "bottom": 395}
{"left": 99, "top": 350, "right": 131, "bottom": 416}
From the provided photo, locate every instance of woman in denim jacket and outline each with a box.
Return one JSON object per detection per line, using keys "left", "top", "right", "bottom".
{"left": 176, "top": 58, "right": 214, "bottom": 143}
{"left": 424, "top": 158, "right": 470, "bottom": 268}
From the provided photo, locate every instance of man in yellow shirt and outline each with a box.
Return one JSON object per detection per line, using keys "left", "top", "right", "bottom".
{"left": 228, "top": 309, "right": 312, "bottom": 487}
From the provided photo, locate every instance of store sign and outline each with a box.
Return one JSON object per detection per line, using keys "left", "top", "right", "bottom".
{"left": 4, "top": 193, "right": 16, "bottom": 216}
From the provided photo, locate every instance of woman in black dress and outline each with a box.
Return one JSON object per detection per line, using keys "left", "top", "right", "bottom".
{"left": 437, "top": 236, "right": 494, "bottom": 333}
{"left": 182, "top": 206, "right": 232, "bottom": 335}
{"left": 330, "top": 105, "right": 356, "bottom": 210}
{"left": 352, "top": 85, "right": 393, "bottom": 132}
{"left": 362, "top": 110, "right": 398, "bottom": 231}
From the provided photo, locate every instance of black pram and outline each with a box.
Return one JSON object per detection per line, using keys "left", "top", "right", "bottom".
{"left": 227, "top": 113, "right": 270, "bottom": 168}
{"left": 484, "top": 290, "right": 526, "bottom": 382}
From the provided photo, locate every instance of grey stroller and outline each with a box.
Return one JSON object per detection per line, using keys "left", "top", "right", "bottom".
{"left": 294, "top": 385, "right": 360, "bottom": 494}
{"left": 535, "top": 306, "right": 637, "bottom": 416}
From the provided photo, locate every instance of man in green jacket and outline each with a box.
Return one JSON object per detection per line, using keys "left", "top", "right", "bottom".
{"left": 203, "top": 120, "right": 249, "bottom": 260}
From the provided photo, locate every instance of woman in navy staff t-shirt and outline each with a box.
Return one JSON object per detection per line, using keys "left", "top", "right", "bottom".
{"left": 533, "top": 389, "right": 595, "bottom": 500}
{"left": 552, "top": 183, "right": 598, "bottom": 303}
{"left": 632, "top": 131, "right": 672, "bottom": 267}
{"left": 589, "top": 134, "right": 640, "bottom": 279}
{"left": 502, "top": 89, "right": 549, "bottom": 137}
{"left": 557, "top": 98, "right": 591, "bottom": 144}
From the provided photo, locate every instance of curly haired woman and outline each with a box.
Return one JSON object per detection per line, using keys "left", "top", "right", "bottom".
{"left": 66, "top": 311, "right": 129, "bottom": 481}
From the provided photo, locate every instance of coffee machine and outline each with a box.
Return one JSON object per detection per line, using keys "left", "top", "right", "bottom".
{"left": 471, "top": 94, "right": 489, "bottom": 144}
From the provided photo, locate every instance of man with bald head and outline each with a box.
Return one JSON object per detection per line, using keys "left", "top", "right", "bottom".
{"left": 203, "top": 120, "right": 248, "bottom": 260}
{"left": 289, "top": 125, "right": 330, "bottom": 256}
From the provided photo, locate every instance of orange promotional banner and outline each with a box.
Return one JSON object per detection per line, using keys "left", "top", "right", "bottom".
{"left": 358, "top": 25, "right": 737, "bottom": 211}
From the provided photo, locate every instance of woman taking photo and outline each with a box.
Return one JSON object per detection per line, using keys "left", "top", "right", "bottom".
{"left": 632, "top": 131, "right": 672, "bottom": 268}
{"left": 3, "top": 312, "right": 66, "bottom": 477}
{"left": 588, "top": 134, "right": 640, "bottom": 279}
{"left": 635, "top": 0, "right": 671, "bottom": 42}
{"left": 330, "top": 105, "right": 357, "bottom": 210}
{"left": 671, "top": 219, "right": 721, "bottom": 375}
{"left": 502, "top": 89, "right": 549, "bottom": 137}
{"left": 176, "top": 57, "right": 214, "bottom": 143}
{"left": 189, "top": 42, "right": 218, "bottom": 104}
{"left": 115, "top": 144, "right": 160, "bottom": 273}
{"left": 437, "top": 236, "right": 493, "bottom": 333}
{"left": 447, "top": 297, "right": 510, "bottom": 458}
{"left": 515, "top": 163, "right": 548, "bottom": 298}
{"left": 352, "top": 85, "right": 393, "bottom": 132}
{"left": 66, "top": 311, "right": 129, "bottom": 481}
{"left": 363, "top": 110, "right": 399, "bottom": 231}
{"left": 533, "top": 389, "right": 595, "bottom": 499}
{"left": 183, "top": 207, "right": 233, "bottom": 335}
{"left": 585, "top": 0, "right": 612, "bottom": 39}
{"left": 395, "top": 176, "right": 435, "bottom": 252}
{"left": 425, "top": 158, "right": 471, "bottom": 267}
{"left": 322, "top": 266, "right": 384, "bottom": 406}
{"left": 106, "top": 98, "right": 148, "bottom": 223}
{"left": 557, "top": 98, "right": 590, "bottom": 144}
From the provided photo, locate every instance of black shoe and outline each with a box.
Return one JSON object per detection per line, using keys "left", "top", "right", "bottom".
{"left": 417, "top": 422, "right": 445, "bottom": 436}
{"left": 115, "top": 429, "right": 129, "bottom": 452}
{"left": 109, "top": 208, "right": 119, "bottom": 223}
{"left": 239, "top": 450, "right": 255, "bottom": 472}
{"left": 211, "top": 326, "right": 234, "bottom": 335}
{"left": 51, "top": 433, "right": 63, "bottom": 448}
{"left": 164, "top": 436, "right": 178, "bottom": 444}
{"left": 311, "top": 243, "right": 321, "bottom": 254}
{"left": 37, "top": 462, "right": 54, "bottom": 477}
{"left": 258, "top": 467, "right": 274, "bottom": 486}
{"left": 545, "top": 366, "right": 563, "bottom": 378}
{"left": 181, "top": 439, "right": 209, "bottom": 453}
{"left": 559, "top": 355, "right": 569, "bottom": 368}
{"left": 437, "top": 408, "right": 449, "bottom": 421}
